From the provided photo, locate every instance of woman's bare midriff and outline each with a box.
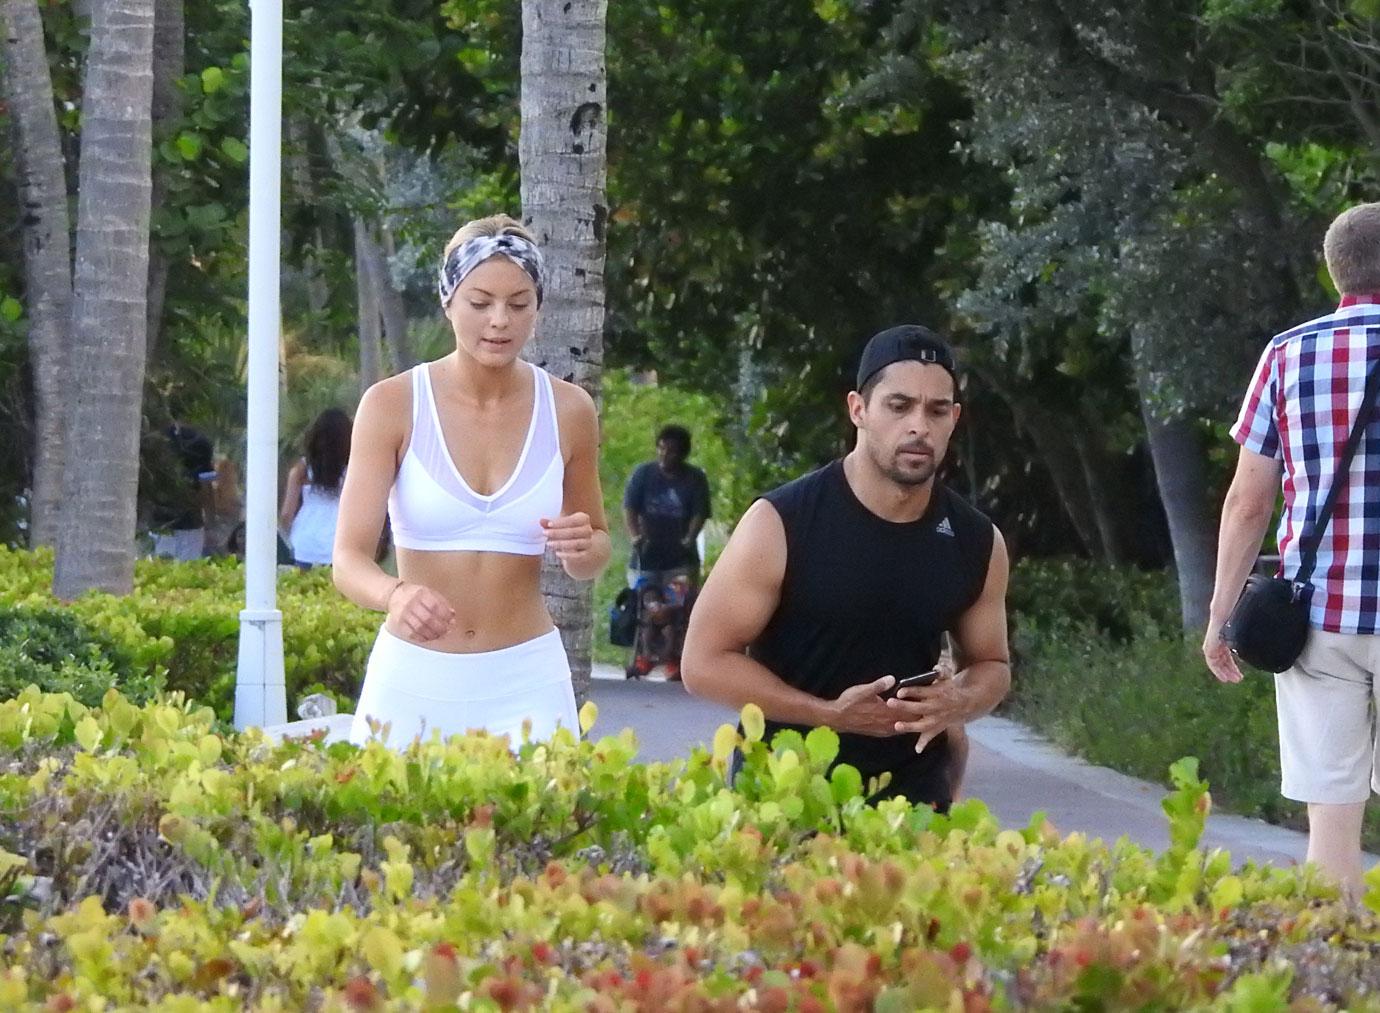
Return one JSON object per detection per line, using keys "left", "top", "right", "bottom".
{"left": 393, "top": 548, "right": 554, "bottom": 653}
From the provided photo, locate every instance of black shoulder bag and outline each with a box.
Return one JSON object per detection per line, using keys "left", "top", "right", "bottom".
{"left": 1222, "top": 354, "right": 1380, "bottom": 673}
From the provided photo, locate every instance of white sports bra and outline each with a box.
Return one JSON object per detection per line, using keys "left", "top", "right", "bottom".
{"left": 388, "top": 361, "right": 565, "bottom": 555}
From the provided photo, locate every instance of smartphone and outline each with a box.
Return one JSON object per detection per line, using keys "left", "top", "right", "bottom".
{"left": 881, "top": 668, "right": 941, "bottom": 700}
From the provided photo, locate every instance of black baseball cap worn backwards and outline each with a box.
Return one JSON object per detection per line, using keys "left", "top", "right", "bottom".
{"left": 855, "top": 324, "right": 957, "bottom": 391}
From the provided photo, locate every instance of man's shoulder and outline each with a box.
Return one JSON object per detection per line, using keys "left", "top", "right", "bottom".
{"left": 763, "top": 461, "right": 834, "bottom": 499}
{"left": 758, "top": 462, "right": 837, "bottom": 519}
{"left": 938, "top": 482, "right": 991, "bottom": 525}
{"left": 936, "top": 483, "right": 995, "bottom": 550}
{"left": 1273, "top": 303, "right": 1380, "bottom": 346}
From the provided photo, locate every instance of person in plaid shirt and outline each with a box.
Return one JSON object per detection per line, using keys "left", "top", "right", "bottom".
{"left": 1205, "top": 203, "right": 1380, "bottom": 898}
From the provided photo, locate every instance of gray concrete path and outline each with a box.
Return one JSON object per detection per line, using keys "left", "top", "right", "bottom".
{"left": 589, "top": 667, "right": 1378, "bottom": 870}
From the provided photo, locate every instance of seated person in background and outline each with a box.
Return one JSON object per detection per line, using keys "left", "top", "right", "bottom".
{"left": 149, "top": 422, "right": 217, "bottom": 561}
{"left": 636, "top": 573, "right": 694, "bottom": 672}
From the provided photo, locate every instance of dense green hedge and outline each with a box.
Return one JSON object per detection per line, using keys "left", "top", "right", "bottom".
{"left": 0, "top": 605, "right": 161, "bottom": 708}
{"left": 0, "top": 547, "right": 376, "bottom": 722}
{"left": 1, "top": 689, "right": 1376, "bottom": 1008}
{"left": 1006, "top": 557, "right": 1181, "bottom": 646}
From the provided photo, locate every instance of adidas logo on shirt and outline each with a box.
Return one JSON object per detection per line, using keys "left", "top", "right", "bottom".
{"left": 936, "top": 516, "right": 954, "bottom": 537}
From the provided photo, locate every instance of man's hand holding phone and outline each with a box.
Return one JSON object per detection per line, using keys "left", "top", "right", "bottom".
{"left": 885, "top": 661, "right": 972, "bottom": 753}
{"left": 828, "top": 664, "right": 953, "bottom": 740}
{"left": 880, "top": 667, "right": 941, "bottom": 700}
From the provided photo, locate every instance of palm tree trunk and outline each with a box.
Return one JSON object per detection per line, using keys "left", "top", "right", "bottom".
{"left": 354, "top": 218, "right": 383, "bottom": 395}
{"left": 1, "top": 0, "right": 74, "bottom": 548}
{"left": 1139, "top": 406, "right": 1216, "bottom": 631}
{"left": 52, "top": 0, "right": 156, "bottom": 599}
{"left": 520, "top": 0, "right": 608, "bottom": 703}
{"left": 144, "top": 0, "right": 183, "bottom": 360}
{"left": 379, "top": 223, "right": 413, "bottom": 372}
{"left": 357, "top": 221, "right": 412, "bottom": 374}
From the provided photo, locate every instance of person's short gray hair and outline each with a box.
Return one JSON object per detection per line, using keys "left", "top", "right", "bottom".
{"left": 1324, "top": 203, "right": 1380, "bottom": 295}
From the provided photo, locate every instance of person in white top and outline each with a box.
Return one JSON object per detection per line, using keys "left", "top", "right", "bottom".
{"left": 333, "top": 214, "right": 611, "bottom": 749}
{"left": 279, "top": 407, "right": 351, "bottom": 568}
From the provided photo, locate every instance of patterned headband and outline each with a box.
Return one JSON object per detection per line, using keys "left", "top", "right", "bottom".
{"left": 438, "top": 232, "right": 545, "bottom": 309}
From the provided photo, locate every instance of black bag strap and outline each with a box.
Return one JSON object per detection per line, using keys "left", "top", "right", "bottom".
{"left": 1294, "top": 350, "right": 1380, "bottom": 589}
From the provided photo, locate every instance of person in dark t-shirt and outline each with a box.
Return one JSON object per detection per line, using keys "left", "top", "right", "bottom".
{"left": 682, "top": 326, "right": 1011, "bottom": 811}
{"left": 622, "top": 425, "right": 712, "bottom": 679}
{"left": 623, "top": 425, "right": 711, "bottom": 576}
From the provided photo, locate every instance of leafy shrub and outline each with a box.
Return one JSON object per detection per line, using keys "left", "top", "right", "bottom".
{"left": 0, "top": 547, "right": 376, "bottom": 721}
{"left": 1006, "top": 616, "right": 1290, "bottom": 823}
{"left": 0, "top": 690, "right": 1375, "bottom": 1008}
{"left": 0, "top": 606, "right": 161, "bottom": 707}
{"left": 1008, "top": 556, "right": 1180, "bottom": 642}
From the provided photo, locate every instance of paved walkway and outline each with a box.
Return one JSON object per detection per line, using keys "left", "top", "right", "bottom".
{"left": 589, "top": 668, "right": 1378, "bottom": 870}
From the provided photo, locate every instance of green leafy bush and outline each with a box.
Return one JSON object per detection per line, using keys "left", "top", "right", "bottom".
{"left": 0, "top": 547, "right": 376, "bottom": 721}
{"left": 0, "top": 606, "right": 161, "bottom": 707}
{"left": 1006, "top": 616, "right": 1289, "bottom": 824}
{"left": 1008, "top": 556, "right": 1180, "bottom": 642}
{"left": 0, "top": 690, "right": 1375, "bottom": 1008}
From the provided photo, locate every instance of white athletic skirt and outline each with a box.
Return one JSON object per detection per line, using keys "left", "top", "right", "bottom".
{"left": 349, "top": 626, "right": 579, "bottom": 750}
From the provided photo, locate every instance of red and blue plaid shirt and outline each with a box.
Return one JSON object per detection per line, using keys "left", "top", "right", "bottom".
{"left": 1232, "top": 294, "right": 1380, "bottom": 634}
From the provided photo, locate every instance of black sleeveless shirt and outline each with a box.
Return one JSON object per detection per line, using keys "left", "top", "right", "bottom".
{"left": 750, "top": 459, "right": 995, "bottom": 807}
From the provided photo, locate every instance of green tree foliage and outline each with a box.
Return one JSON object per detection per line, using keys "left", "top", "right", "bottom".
{"left": 8, "top": 0, "right": 1380, "bottom": 589}
{"left": 798, "top": 0, "right": 1380, "bottom": 624}
{"left": 603, "top": 1, "right": 979, "bottom": 467}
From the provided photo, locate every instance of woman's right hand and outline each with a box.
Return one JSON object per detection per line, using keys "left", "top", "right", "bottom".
{"left": 385, "top": 581, "right": 455, "bottom": 642}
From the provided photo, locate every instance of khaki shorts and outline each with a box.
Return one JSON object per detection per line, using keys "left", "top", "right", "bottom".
{"left": 1275, "top": 629, "right": 1380, "bottom": 804}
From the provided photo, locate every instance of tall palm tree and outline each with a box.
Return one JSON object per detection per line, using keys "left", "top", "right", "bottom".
{"left": 1, "top": 0, "right": 73, "bottom": 547}
{"left": 145, "top": 0, "right": 185, "bottom": 359}
{"left": 520, "top": 0, "right": 608, "bottom": 700}
{"left": 53, "top": 0, "right": 156, "bottom": 598}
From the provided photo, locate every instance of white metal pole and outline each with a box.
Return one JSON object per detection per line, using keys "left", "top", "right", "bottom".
{"left": 234, "top": 0, "right": 286, "bottom": 730}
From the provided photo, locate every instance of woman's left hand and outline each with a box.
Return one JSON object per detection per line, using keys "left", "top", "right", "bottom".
{"left": 542, "top": 512, "right": 595, "bottom": 563}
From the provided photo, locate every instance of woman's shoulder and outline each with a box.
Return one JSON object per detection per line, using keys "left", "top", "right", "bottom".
{"left": 543, "top": 372, "right": 598, "bottom": 452}
{"left": 547, "top": 372, "right": 597, "bottom": 418}
{"left": 358, "top": 369, "right": 415, "bottom": 415}
{"left": 350, "top": 370, "right": 417, "bottom": 448}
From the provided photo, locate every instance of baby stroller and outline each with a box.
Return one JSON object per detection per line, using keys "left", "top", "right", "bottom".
{"left": 615, "top": 567, "right": 695, "bottom": 680}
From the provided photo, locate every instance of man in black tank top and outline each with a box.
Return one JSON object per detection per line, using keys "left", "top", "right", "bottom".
{"left": 682, "top": 325, "right": 1011, "bottom": 811}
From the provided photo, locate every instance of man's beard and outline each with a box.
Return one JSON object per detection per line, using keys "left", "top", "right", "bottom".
{"left": 867, "top": 441, "right": 937, "bottom": 487}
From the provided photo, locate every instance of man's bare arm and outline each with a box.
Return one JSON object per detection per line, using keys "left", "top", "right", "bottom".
{"left": 1203, "top": 446, "right": 1282, "bottom": 683}
{"left": 681, "top": 500, "right": 902, "bottom": 736}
